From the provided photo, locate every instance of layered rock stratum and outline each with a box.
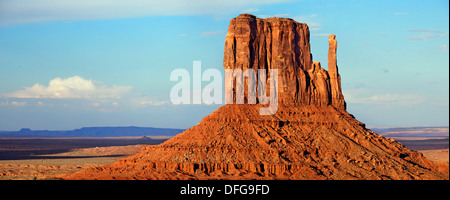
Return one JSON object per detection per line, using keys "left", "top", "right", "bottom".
{"left": 64, "top": 14, "right": 448, "bottom": 180}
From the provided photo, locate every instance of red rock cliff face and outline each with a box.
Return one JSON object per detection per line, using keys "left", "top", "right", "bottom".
{"left": 223, "top": 14, "right": 345, "bottom": 109}
{"left": 63, "top": 14, "right": 448, "bottom": 180}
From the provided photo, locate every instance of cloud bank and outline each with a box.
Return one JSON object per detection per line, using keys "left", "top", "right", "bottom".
{"left": 4, "top": 76, "right": 131, "bottom": 99}
{"left": 1, "top": 76, "right": 168, "bottom": 112}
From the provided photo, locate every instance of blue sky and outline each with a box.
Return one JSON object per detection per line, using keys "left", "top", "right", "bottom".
{"left": 0, "top": 0, "right": 448, "bottom": 130}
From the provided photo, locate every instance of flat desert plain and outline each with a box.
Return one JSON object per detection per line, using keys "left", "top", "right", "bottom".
{"left": 0, "top": 136, "right": 169, "bottom": 180}
{"left": 394, "top": 137, "right": 449, "bottom": 164}
{"left": 0, "top": 135, "right": 447, "bottom": 180}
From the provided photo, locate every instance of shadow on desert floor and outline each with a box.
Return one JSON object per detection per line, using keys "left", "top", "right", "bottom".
{"left": 0, "top": 138, "right": 167, "bottom": 161}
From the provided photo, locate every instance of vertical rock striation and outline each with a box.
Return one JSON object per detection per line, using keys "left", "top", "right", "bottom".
{"left": 223, "top": 14, "right": 345, "bottom": 109}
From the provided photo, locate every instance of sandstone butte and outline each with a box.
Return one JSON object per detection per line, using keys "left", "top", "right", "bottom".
{"left": 63, "top": 14, "right": 449, "bottom": 180}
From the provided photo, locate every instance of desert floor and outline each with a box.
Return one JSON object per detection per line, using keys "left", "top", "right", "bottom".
{"left": 0, "top": 137, "right": 168, "bottom": 180}
{"left": 0, "top": 136, "right": 448, "bottom": 180}
{"left": 393, "top": 137, "right": 449, "bottom": 164}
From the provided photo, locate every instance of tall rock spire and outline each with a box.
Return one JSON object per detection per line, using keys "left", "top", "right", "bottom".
{"left": 328, "top": 34, "right": 346, "bottom": 110}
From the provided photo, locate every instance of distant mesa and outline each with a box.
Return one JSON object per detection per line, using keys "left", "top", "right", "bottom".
{"left": 64, "top": 14, "right": 449, "bottom": 180}
{"left": 0, "top": 126, "right": 184, "bottom": 138}
{"left": 19, "top": 128, "right": 32, "bottom": 132}
{"left": 139, "top": 136, "right": 153, "bottom": 140}
{"left": 372, "top": 126, "right": 449, "bottom": 138}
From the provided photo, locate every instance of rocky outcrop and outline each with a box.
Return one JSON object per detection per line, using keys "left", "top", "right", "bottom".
{"left": 63, "top": 14, "right": 448, "bottom": 180}
{"left": 63, "top": 104, "right": 448, "bottom": 180}
{"left": 223, "top": 14, "right": 345, "bottom": 109}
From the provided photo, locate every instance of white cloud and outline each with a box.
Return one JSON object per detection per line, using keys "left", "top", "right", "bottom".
{"left": 10, "top": 101, "right": 27, "bottom": 106}
{"left": 179, "top": 31, "right": 226, "bottom": 38}
{"left": 408, "top": 33, "right": 449, "bottom": 40}
{"left": 408, "top": 29, "right": 443, "bottom": 33}
{"left": 292, "top": 15, "right": 321, "bottom": 31}
{"left": 344, "top": 90, "right": 426, "bottom": 107}
{"left": 0, "top": 0, "right": 291, "bottom": 25}
{"left": 3, "top": 76, "right": 131, "bottom": 99}
{"left": 0, "top": 100, "right": 27, "bottom": 106}
{"left": 407, "top": 29, "right": 449, "bottom": 40}
{"left": 0, "top": 76, "right": 169, "bottom": 111}
{"left": 139, "top": 100, "right": 167, "bottom": 106}
{"left": 0, "top": 100, "right": 8, "bottom": 106}
{"left": 311, "top": 33, "right": 329, "bottom": 37}
{"left": 132, "top": 96, "right": 168, "bottom": 106}
{"left": 242, "top": 8, "right": 260, "bottom": 13}
{"left": 35, "top": 101, "right": 54, "bottom": 107}
{"left": 200, "top": 31, "right": 227, "bottom": 37}
{"left": 90, "top": 102, "right": 101, "bottom": 107}
{"left": 306, "top": 23, "right": 320, "bottom": 31}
